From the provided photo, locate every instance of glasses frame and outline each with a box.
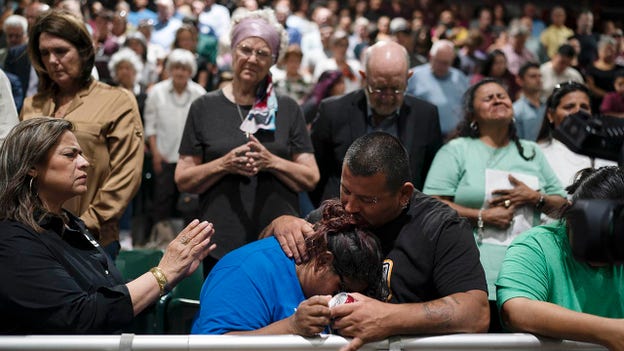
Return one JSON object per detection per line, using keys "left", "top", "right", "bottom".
{"left": 366, "top": 84, "right": 406, "bottom": 96}
{"left": 236, "top": 44, "right": 274, "bottom": 61}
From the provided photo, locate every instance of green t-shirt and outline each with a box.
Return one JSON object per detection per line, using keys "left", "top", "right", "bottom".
{"left": 496, "top": 221, "right": 624, "bottom": 318}
{"left": 423, "top": 137, "right": 566, "bottom": 299}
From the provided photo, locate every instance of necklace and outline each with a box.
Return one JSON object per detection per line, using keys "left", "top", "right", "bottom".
{"left": 235, "top": 103, "right": 251, "bottom": 138}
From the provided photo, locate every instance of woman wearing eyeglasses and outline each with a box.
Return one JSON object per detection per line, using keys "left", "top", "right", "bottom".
{"left": 536, "top": 81, "right": 616, "bottom": 188}
{"left": 175, "top": 9, "right": 319, "bottom": 277}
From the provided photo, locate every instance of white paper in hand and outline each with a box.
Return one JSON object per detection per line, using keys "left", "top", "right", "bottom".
{"left": 483, "top": 169, "right": 539, "bottom": 246}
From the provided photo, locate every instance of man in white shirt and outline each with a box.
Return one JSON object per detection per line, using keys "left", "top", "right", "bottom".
{"left": 151, "top": 0, "right": 183, "bottom": 53}
{"left": 540, "top": 44, "right": 584, "bottom": 98}
{"left": 143, "top": 49, "right": 206, "bottom": 230}
{"left": 407, "top": 40, "right": 469, "bottom": 137}
{"left": 198, "top": 0, "right": 230, "bottom": 39}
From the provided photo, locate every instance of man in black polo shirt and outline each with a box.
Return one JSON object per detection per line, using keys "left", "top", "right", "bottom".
{"left": 261, "top": 132, "right": 488, "bottom": 351}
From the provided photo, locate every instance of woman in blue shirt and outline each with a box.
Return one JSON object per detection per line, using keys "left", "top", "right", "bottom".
{"left": 192, "top": 199, "right": 384, "bottom": 335}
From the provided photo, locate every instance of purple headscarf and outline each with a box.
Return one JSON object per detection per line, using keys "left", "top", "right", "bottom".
{"left": 231, "top": 17, "right": 281, "bottom": 63}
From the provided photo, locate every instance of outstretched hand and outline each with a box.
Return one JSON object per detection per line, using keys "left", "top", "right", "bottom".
{"left": 158, "top": 219, "right": 217, "bottom": 288}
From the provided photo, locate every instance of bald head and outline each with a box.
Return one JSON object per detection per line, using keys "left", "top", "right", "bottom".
{"left": 429, "top": 39, "right": 455, "bottom": 78}
{"left": 364, "top": 40, "right": 409, "bottom": 78}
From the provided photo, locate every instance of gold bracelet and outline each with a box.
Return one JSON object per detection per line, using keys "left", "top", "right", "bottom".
{"left": 149, "top": 267, "right": 169, "bottom": 296}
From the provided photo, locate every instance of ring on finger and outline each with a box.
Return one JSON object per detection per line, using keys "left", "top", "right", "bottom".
{"left": 504, "top": 199, "right": 511, "bottom": 208}
{"left": 180, "top": 236, "right": 190, "bottom": 245}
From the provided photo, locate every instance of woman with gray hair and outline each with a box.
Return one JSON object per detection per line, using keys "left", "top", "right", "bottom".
{"left": 108, "top": 47, "right": 146, "bottom": 115}
{"left": 176, "top": 9, "right": 319, "bottom": 276}
{"left": 144, "top": 48, "right": 206, "bottom": 237}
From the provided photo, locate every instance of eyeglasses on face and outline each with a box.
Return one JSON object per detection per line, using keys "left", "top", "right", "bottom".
{"left": 366, "top": 85, "right": 406, "bottom": 96}
{"left": 236, "top": 45, "right": 273, "bottom": 61}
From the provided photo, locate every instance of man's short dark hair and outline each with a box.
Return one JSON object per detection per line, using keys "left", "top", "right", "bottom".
{"left": 557, "top": 44, "right": 576, "bottom": 58}
{"left": 518, "top": 62, "right": 540, "bottom": 78}
{"left": 614, "top": 69, "right": 624, "bottom": 80}
{"left": 343, "top": 132, "right": 411, "bottom": 193}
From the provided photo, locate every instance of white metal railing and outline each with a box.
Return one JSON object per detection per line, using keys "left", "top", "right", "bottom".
{"left": 0, "top": 334, "right": 607, "bottom": 351}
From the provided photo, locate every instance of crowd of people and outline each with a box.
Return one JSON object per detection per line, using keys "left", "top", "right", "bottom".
{"left": 0, "top": 0, "right": 623, "bottom": 350}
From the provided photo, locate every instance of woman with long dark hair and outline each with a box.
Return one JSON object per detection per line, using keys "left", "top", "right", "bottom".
{"left": 423, "top": 78, "right": 566, "bottom": 302}
{"left": 536, "top": 81, "right": 615, "bottom": 187}
{"left": 0, "top": 118, "right": 215, "bottom": 333}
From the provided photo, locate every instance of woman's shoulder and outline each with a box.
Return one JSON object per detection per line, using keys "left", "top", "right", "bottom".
{"left": 0, "top": 219, "right": 40, "bottom": 241}
{"left": 444, "top": 137, "right": 477, "bottom": 150}
{"left": 190, "top": 89, "right": 225, "bottom": 106}
{"left": 90, "top": 80, "right": 137, "bottom": 102}
{"left": 510, "top": 221, "right": 566, "bottom": 251}
{"left": 21, "top": 93, "right": 52, "bottom": 117}
{"left": 187, "top": 80, "right": 207, "bottom": 95}
{"left": 517, "top": 138, "right": 540, "bottom": 148}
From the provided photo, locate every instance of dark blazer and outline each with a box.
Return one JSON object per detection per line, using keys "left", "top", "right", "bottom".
{"left": 4, "top": 44, "right": 31, "bottom": 98}
{"left": 309, "top": 89, "right": 443, "bottom": 206}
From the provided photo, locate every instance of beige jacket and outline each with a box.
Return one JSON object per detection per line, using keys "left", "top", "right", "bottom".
{"left": 22, "top": 80, "right": 144, "bottom": 247}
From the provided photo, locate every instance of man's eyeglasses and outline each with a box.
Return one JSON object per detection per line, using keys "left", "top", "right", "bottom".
{"left": 366, "top": 85, "right": 405, "bottom": 96}
{"left": 236, "top": 45, "right": 273, "bottom": 61}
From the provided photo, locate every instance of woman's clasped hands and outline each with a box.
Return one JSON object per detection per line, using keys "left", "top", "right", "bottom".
{"left": 223, "top": 135, "right": 276, "bottom": 177}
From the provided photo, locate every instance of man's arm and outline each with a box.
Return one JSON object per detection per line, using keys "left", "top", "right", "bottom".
{"left": 331, "top": 290, "right": 489, "bottom": 351}
{"left": 501, "top": 297, "right": 624, "bottom": 350}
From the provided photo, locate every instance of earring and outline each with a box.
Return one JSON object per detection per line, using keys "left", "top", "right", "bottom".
{"left": 29, "top": 177, "right": 35, "bottom": 194}
{"left": 470, "top": 121, "right": 479, "bottom": 134}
